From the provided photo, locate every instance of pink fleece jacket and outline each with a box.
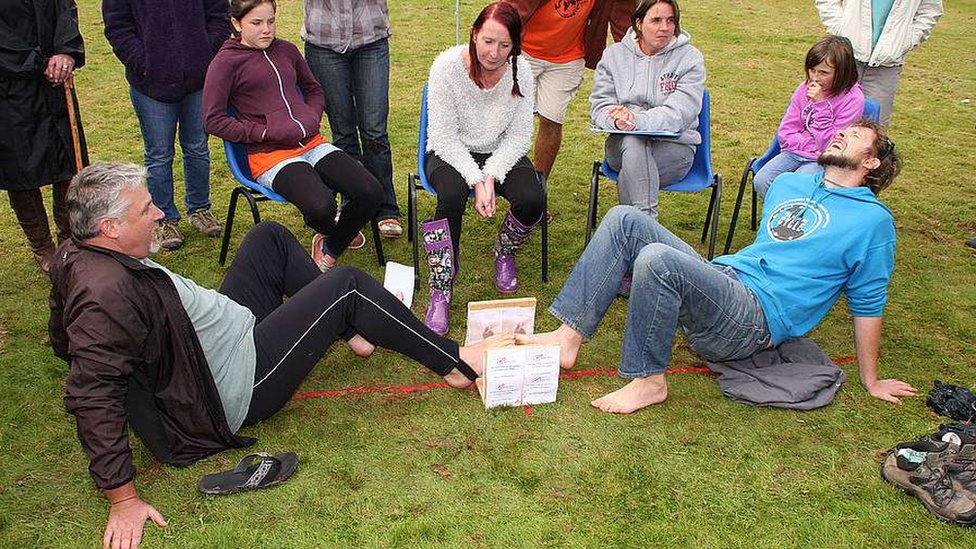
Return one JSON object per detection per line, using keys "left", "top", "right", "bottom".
{"left": 776, "top": 82, "right": 864, "bottom": 160}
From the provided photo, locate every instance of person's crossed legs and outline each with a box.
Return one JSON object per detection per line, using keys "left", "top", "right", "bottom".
{"left": 218, "top": 222, "right": 505, "bottom": 426}
{"left": 520, "top": 206, "right": 770, "bottom": 414}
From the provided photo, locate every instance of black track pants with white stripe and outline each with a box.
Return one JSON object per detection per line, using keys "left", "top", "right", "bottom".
{"left": 219, "top": 222, "right": 466, "bottom": 426}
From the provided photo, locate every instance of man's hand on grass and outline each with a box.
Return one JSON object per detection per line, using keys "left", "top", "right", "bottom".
{"left": 865, "top": 378, "right": 918, "bottom": 404}
{"left": 103, "top": 497, "right": 166, "bottom": 549}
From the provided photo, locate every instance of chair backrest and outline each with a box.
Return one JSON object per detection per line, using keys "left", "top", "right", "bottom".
{"left": 662, "top": 88, "right": 715, "bottom": 193}
{"left": 416, "top": 84, "right": 437, "bottom": 195}
{"left": 599, "top": 88, "right": 716, "bottom": 193}
{"left": 753, "top": 96, "right": 883, "bottom": 173}
{"left": 222, "top": 139, "right": 288, "bottom": 203}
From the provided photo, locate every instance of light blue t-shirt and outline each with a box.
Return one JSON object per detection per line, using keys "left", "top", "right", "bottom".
{"left": 713, "top": 172, "right": 896, "bottom": 345}
{"left": 872, "top": 0, "right": 896, "bottom": 48}
{"left": 142, "top": 259, "right": 256, "bottom": 433}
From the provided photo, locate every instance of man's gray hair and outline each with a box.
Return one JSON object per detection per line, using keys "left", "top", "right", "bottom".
{"left": 67, "top": 162, "right": 148, "bottom": 240}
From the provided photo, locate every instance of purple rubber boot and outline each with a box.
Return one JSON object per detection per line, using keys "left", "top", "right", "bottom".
{"left": 494, "top": 211, "right": 537, "bottom": 294}
{"left": 421, "top": 218, "right": 455, "bottom": 335}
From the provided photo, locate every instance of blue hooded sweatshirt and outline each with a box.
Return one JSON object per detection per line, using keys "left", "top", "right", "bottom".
{"left": 713, "top": 171, "right": 896, "bottom": 345}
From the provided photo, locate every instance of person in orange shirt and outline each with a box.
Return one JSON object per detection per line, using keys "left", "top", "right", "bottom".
{"left": 505, "top": 0, "right": 631, "bottom": 179}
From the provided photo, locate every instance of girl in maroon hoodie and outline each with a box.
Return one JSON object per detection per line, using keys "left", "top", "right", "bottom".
{"left": 203, "top": 0, "right": 382, "bottom": 270}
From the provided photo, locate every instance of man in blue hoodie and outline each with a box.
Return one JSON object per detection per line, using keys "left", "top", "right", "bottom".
{"left": 103, "top": 0, "right": 229, "bottom": 251}
{"left": 521, "top": 119, "right": 917, "bottom": 413}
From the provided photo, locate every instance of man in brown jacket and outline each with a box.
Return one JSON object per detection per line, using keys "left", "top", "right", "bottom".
{"left": 505, "top": 0, "right": 631, "bottom": 179}
{"left": 49, "top": 162, "right": 493, "bottom": 549}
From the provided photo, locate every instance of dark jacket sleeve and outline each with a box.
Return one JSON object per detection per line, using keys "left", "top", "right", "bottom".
{"left": 102, "top": 0, "right": 145, "bottom": 77}
{"left": 62, "top": 278, "right": 149, "bottom": 491}
{"left": 52, "top": 0, "right": 86, "bottom": 68}
{"left": 203, "top": 0, "right": 230, "bottom": 57}
{"left": 202, "top": 50, "right": 268, "bottom": 143}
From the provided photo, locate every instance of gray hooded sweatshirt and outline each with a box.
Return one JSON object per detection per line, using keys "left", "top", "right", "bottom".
{"left": 590, "top": 28, "right": 705, "bottom": 146}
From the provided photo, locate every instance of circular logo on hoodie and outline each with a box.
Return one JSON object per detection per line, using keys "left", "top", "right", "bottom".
{"left": 555, "top": 0, "right": 584, "bottom": 18}
{"left": 766, "top": 199, "right": 830, "bottom": 241}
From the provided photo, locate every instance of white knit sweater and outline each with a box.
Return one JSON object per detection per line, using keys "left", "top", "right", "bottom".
{"left": 425, "top": 45, "right": 534, "bottom": 187}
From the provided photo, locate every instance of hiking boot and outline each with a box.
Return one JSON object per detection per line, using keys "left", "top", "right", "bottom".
{"left": 881, "top": 440, "right": 976, "bottom": 524}
{"left": 188, "top": 208, "right": 222, "bottom": 238}
{"left": 947, "top": 444, "right": 976, "bottom": 496}
{"left": 156, "top": 220, "right": 184, "bottom": 251}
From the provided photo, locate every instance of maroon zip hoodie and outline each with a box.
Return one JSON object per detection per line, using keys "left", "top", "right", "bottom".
{"left": 203, "top": 37, "right": 325, "bottom": 154}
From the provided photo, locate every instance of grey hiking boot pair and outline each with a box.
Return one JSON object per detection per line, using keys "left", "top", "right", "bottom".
{"left": 153, "top": 210, "right": 223, "bottom": 252}
{"left": 881, "top": 437, "right": 976, "bottom": 525}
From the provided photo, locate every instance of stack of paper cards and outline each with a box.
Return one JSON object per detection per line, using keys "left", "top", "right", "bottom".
{"left": 476, "top": 344, "right": 561, "bottom": 409}
{"left": 382, "top": 261, "right": 414, "bottom": 308}
{"left": 465, "top": 297, "right": 536, "bottom": 346}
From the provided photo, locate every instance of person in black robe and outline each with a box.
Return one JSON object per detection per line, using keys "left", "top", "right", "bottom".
{"left": 0, "top": 0, "right": 88, "bottom": 273}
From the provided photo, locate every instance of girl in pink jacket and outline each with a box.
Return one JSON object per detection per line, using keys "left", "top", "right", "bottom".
{"left": 753, "top": 35, "right": 864, "bottom": 198}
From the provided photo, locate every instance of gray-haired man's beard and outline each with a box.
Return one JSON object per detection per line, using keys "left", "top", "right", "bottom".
{"left": 818, "top": 151, "right": 860, "bottom": 170}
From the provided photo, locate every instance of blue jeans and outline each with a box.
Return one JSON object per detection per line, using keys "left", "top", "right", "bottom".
{"left": 129, "top": 88, "right": 211, "bottom": 221}
{"left": 304, "top": 38, "right": 399, "bottom": 220}
{"left": 550, "top": 206, "right": 771, "bottom": 378}
{"left": 753, "top": 151, "right": 821, "bottom": 199}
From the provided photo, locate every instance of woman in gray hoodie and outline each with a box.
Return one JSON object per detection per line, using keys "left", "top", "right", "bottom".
{"left": 589, "top": 0, "right": 705, "bottom": 218}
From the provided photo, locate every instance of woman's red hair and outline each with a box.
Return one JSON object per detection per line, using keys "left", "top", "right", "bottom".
{"left": 468, "top": 2, "right": 523, "bottom": 97}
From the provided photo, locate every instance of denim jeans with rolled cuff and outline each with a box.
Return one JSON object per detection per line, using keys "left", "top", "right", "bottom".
{"left": 549, "top": 206, "right": 771, "bottom": 378}
{"left": 129, "top": 87, "right": 211, "bottom": 221}
{"left": 305, "top": 38, "right": 399, "bottom": 220}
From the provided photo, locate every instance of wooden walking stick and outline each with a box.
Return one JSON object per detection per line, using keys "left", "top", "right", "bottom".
{"left": 63, "top": 81, "right": 83, "bottom": 173}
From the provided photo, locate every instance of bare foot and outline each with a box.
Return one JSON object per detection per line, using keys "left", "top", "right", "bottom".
{"left": 347, "top": 334, "right": 375, "bottom": 358}
{"left": 514, "top": 324, "right": 583, "bottom": 370}
{"left": 457, "top": 333, "right": 516, "bottom": 376}
{"left": 443, "top": 368, "right": 476, "bottom": 389}
{"left": 591, "top": 374, "right": 668, "bottom": 414}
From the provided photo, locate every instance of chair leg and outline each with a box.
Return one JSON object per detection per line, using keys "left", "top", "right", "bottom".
{"left": 539, "top": 173, "right": 548, "bottom": 283}
{"left": 750, "top": 183, "right": 758, "bottom": 231}
{"left": 409, "top": 174, "right": 420, "bottom": 296}
{"left": 706, "top": 175, "right": 722, "bottom": 260}
{"left": 724, "top": 158, "right": 756, "bottom": 255}
{"left": 218, "top": 187, "right": 240, "bottom": 266}
{"left": 406, "top": 173, "right": 415, "bottom": 243}
{"left": 219, "top": 186, "right": 261, "bottom": 266}
{"left": 370, "top": 218, "right": 385, "bottom": 266}
{"left": 585, "top": 161, "right": 601, "bottom": 248}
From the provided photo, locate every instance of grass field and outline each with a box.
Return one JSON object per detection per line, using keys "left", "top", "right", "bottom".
{"left": 1, "top": 0, "right": 974, "bottom": 547}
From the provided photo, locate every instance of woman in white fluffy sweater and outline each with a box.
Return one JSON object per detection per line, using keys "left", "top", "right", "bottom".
{"left": 420, "top": 1, "right": 545, "bottom": 335}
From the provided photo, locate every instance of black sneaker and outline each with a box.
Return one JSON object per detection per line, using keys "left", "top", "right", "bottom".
{"left": 881, "top": 440, "right": 976, "bottom": 525}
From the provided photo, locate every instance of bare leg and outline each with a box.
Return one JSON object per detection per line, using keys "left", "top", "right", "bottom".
{"left": 445, "top": 333, "right": 516, "bottom": 388}
{"left": 533, "top": 116, "right": 563, "bottom": 180}
{"left": 591, "top": 374, "right": 669, "bottom": 414}
{"left": 515, "top": 324, "right": 582, "bottom": 370}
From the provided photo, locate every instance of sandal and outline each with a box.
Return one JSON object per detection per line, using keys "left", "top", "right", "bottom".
{"left": 378, "top": 218, "right": 403, "bottom": 239}
{"left": 347, "top": 230, "right": 366, "bottom": 250}
{"left": 197, "top": 452, "right": 299, "bottom": 495}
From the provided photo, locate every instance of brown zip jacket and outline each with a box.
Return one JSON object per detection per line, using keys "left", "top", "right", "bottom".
{"left": 49, "top": 239, "right": 254, "bottom": 491}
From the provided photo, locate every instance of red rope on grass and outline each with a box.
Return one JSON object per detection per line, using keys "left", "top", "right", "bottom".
{"left": 292, "top": 355, "right": 858, "bottom": 402}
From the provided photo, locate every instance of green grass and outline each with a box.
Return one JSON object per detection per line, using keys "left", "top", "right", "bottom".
{"left": 1, "top": 0, "right": 975, "bottom": 547}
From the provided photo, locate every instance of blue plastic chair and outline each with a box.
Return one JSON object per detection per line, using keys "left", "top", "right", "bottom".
{"left": 585, "top": 88, "right": 722, "bottom": 260}
{"left": 723, "top": 98, "right": 881, "bottom": 255}
{"left": 218, "top": 139, "right": 385, "bottom": 267}
{"left": 406, "top": 84, "right": 549, "bottom": 293}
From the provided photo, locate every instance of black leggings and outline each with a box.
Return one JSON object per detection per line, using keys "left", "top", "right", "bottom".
{"left": 426, "top": 152, "right": 545, "bottom": 259}
{"left": 217, "top": 222, "right": 475, "bottom": 426}
{"left": 272, "top": 151, "right": 382, "bottom": 256}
